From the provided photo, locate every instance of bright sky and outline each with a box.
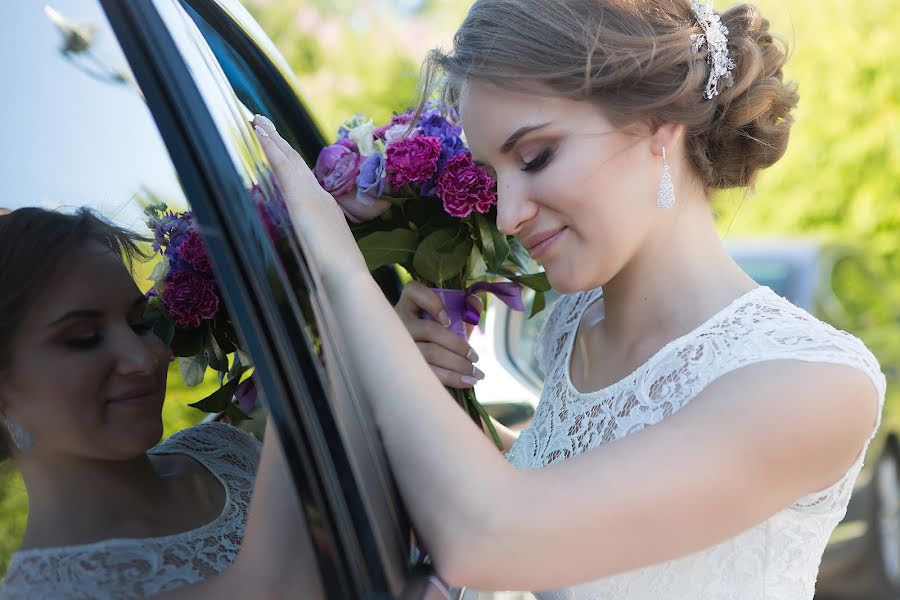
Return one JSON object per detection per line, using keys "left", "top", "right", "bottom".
{"left": 0, "top": 1, "right": 188, "bottom": 230}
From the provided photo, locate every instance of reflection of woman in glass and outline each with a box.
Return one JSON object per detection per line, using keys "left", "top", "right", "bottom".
{"left": 253, "top": 0, "right": 885, "bottom": 597}
{"left": 0, "top": 208, "right": 322, "bottom": 599}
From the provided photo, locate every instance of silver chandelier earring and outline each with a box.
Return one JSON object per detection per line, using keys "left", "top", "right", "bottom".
{"left": 3, "top": 415, "right": 34, "bottom": 452}
{"left": 656, "top": 146, "right": 675, "bottom": 209}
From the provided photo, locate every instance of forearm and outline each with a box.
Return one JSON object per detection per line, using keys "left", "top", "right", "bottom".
{"left": 484, "top": 416, "right": 519, "bottom": 452}
{"left": 235, "top": 418, "right": 325, "bottom": 598}
{"left": 322, "top": 268, "right": 514, "bottom": 563}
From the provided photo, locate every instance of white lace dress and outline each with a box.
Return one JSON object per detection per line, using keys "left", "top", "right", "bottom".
{"left": 0, "top": 421, "right": 260, "bottom": 600}
{"left": 505, "top": 286, "right": 886, "bottom": 600}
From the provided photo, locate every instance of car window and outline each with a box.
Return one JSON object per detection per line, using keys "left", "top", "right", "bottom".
{"left": 0, "top": 0, "right": 199, "bottom": 577}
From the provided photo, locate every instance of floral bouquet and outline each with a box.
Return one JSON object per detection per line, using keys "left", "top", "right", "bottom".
{"left": 142, "top": 182, "right": 290, "bottom": 423}
{"left": 313, "top": 102, "right": 551, "bottom": 450}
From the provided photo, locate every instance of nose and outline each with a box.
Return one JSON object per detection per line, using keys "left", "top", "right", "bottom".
{"left": 115, "top": 325, "right": 163, "bottom": 376}
{"left": 495, "top": 175, "right": 538, "bottom": 237}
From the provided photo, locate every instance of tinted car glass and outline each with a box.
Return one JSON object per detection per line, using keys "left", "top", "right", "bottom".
{"left": 0, "top": 1, "right": 188, "bottom": 224}
{"left": 103, "top": 0, "right": 420, "bottom": 595}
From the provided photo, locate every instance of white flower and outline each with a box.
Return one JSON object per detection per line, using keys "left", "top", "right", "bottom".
{"left": 384, "top": 123, "right": 415, "bottom": 146}
{"left": 348, "top": 119, "right": 377, "bottom": 156}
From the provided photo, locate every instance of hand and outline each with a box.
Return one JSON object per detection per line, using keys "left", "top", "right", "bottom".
{"left": 395, "top": 281, "right": 486, "bottom": 389}
{"left": 252, "top": 115, "right": 367, "bottom": 281}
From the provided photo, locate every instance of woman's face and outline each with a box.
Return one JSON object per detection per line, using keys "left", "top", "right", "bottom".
{"left": 459, "top": 80, "right": 666, "bottom": 293}
{"left": 1, "top": 242, "right": 169, "bottom": 461}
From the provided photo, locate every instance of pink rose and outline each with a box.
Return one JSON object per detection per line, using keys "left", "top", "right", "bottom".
{"left": 436, "top": 152, "right": 497, "bottom": 218}
{"left": 314, "top": 143, "right": 363, "bottom": 196}
{"left": 385, "top": 136, "right": 442, "bottom": 188}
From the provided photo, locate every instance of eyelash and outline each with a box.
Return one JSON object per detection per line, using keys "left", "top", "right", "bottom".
{"left": 65, "top": 319, "right": 157, "bottom": 351}
{"left": 521, "top": 148, "right": 555, "bottom": 172}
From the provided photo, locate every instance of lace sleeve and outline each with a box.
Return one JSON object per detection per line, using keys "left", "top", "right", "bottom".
{"left": 155, "top": 421, "right": 262, "bottom": 476}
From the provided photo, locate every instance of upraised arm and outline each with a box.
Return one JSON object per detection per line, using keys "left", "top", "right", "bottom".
{"left": 253, "top": 115, "right": 878, "bottom": 591}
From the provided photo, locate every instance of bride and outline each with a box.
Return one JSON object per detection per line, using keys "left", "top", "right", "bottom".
{"left": 252, "top": 0, "right": 885, "bottom": 597}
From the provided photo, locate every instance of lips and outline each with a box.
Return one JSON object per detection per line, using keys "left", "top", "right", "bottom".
{"left": 523, "top": 227, "right": 565, "bottom": 260}
{"left": 107, "top": 385, "right": 163, "bottom": 407}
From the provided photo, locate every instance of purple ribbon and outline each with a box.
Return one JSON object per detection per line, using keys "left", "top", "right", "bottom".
{"left": 427, "top": 282, "right": 525, "bottom": 339}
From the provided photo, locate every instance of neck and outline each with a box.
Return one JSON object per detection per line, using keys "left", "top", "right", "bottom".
{"left": 16, "top": 450, "right": 176, "bottom": 549}
{"left": 599, "top": 195, "right": 757, "bottom": 348}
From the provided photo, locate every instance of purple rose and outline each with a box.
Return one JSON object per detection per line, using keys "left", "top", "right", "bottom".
{"left": 436, "top": 152, "right": 497, "bottom": 218}
{"left": 336, "top": 138, "right": 358, "bottom": 152}
{"left": 385, "top": 136, "right": 442, "bottom": 188}
{"left": 162, "top": 270, "right": 220, "bottom": 328}
{"left": 335, "top": 193, "right": 392, "bottom": 224}
{"left": 314, "top": 143, "right": 363, "bottom": 196}
{"left": 356, "top": 152, "right": 386, "bottom": 200}
{"left": 390, "top": 110, "right": 415, "bottom": 127}
{"left": 178, "top": 230, "right": 212, "bottom": 274}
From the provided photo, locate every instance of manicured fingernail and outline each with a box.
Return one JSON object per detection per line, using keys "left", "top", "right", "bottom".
{"left": 438, "top": 311, "right": 451, "bottom": 327}
{"left": 473, "top": 366, "right": 485, "bottom": 380}
{"left": 467, "top": 348, "right": 479, "bottom": 362}
{"left": 254, "top": 125, "right": 268, "bottom": 137}
{"left": 461, "top": 376, "right": 478, "bottom": 386}
{"left": 255, "top": 114, "right": 275, "bottom": 130}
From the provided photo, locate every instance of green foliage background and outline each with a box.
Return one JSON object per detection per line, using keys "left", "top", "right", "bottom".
{"left": 2, "top": 0, "right": 897, "bottom": 580}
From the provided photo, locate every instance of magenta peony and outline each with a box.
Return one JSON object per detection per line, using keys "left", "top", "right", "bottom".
{"left": 436, "top": 152, "right": 497, "bottom": 218}
{"left": 313, "top": 143, "right": 363, "bottom": 196}
{"left": 162, "top": 270, "right": 220, "bottom": 328}
{"left": 385, "top": 135, "right": 442, "bottom": 188}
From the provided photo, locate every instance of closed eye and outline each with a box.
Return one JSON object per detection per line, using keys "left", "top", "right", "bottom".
{"left": 521, "top": 148, "right": 555, "bottom": 172}
{"left": 131, "top": 316, "right": 158, "bottom": 336}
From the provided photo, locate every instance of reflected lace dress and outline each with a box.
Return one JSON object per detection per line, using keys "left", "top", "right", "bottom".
{"left": 0, "top": 421, "right": 260, "bottom": 600}
{"left": 505, "top": 286, "right": 886, "bottom": 600}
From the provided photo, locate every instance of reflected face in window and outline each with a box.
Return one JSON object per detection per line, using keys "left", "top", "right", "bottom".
{"left": 1, "top": 243, "right": 169, "bottom": 461}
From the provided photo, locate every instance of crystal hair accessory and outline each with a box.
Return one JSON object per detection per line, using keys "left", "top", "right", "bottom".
{"left": 690, "top": 0, "right": 736, "bottom": 100}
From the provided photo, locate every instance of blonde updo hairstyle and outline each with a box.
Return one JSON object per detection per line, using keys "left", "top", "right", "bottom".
{"left": 419, "top": 0, "right": 799, "bottom": 190}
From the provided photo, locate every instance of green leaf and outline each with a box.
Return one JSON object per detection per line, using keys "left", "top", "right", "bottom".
{"left": 357, "top": 229, "right": 419, "bottom": 270}
{"left": 412, "top": 228, "right": 471, "bottom": 286}
{"left": 512, "top": 272, "right": 552, "bottom": 292}
{"left": 188, "top": 376, "right": 241, "bottom": 413}
{"left": 152, "top": 317, "right": 176, "bottom": 347}
{"left": 170, "top": 327, "right": 206, "bottom": 357}
{"left": 530, "top": 290, "right": 547, "bottom": 318}
{"left": 179, "top": 354, "right": 208, "bottom": 387}
{"left": 472, "top": 212, "right": 510, "bottom": 272}
{"left": 507, "top": 238, "right": 534, "bottom": 272}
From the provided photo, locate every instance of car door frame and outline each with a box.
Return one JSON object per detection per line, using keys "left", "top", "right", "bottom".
{"left": 98, "top": 1, "right": 382, "bottom": 596}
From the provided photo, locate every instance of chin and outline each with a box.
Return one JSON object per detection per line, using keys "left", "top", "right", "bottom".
{"left": 545, "top": 264, "right": 603, "bottom": 296}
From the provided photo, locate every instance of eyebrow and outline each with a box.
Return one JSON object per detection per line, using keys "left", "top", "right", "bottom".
{"left": 499, "top": 122, "right": 553, "bottom": 153}
{"left": 48, "top": 295, "right": 148, "bottom": 327}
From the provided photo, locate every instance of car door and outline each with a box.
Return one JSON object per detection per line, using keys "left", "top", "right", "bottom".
{"left": 98, "top": 1, "right": 447, "bottom": 597}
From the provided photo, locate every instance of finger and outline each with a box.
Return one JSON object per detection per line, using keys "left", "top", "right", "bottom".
{"left": 431, "top": 365, "right": 479, "bottom": 389}
{"left": 398, "top": 282, "right": 451, "bottom": 327}
{"left": 254, "top": 125, "right": 291, "bottom": 175}
{"left": 466, "top": 294, "right": 484, "bottom": 315}
{"left": 254, "top": 115, "right": 313, "bottom": 179}
{"left": 408, "top": 320, "right": 479, "bottom": 362}
{"left": 418, "top": 342, "right": 480, "bottom": 377}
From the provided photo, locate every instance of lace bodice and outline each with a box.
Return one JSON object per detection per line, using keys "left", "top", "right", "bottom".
{"left": 506, "top": 286, "right": 886, "bottom": 600}
{"left": 0, "top": 422, "right": 261, "bottom": 600}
